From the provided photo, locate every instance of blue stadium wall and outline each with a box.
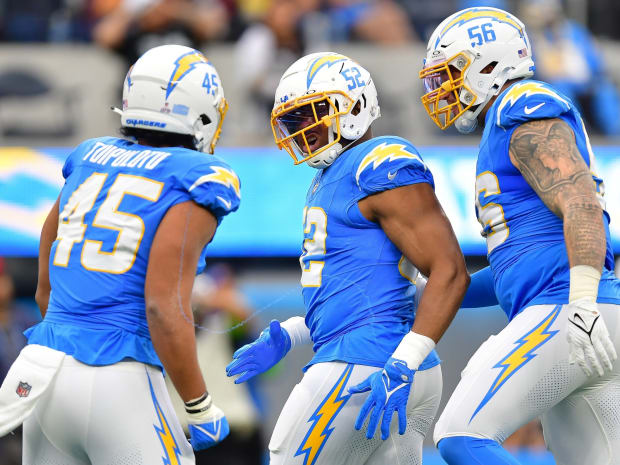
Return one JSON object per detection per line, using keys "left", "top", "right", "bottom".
{"left": 2, "top": 145, "right": 620, "bottom": 257}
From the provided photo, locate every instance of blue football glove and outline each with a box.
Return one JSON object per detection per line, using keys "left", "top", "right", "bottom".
{"left": 185, "top": 394, "right": 230, "bottom": 451}
{"left": 348, "top": 357, "right": 415, "bottom": 440}
{"left": 226, "top": 320, "right": 291, "bottom": 384}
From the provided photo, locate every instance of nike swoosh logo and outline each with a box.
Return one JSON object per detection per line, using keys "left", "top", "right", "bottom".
{"left": 387, "top": 171, "right": 397, "bottom": 181}
{"left": 570, "top": 313, "right": 597, "bottom": 338}
{"left": 524, "top": 103, "right": 545, "bottom": 114}
{"left": 217, "top": 196, "right": 232, "bottom": 210}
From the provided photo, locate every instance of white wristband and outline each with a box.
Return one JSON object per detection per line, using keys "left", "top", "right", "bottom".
{"left": 184, "top": 393, "right": 224, "bottom": 424}
{"left": 280, "top": 316, "right": 312, "bottom": 349}
{"left": 184, "top": 393, "right": 212, "bottom": 421}
{"left": 392, "top": 331, "right": 435, "bottom": 370}
{"left": 569, "top": 265, "right": 601, "bottom": 303}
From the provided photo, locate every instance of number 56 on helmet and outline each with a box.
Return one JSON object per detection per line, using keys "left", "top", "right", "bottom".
{"left": 419, "top": 7, "right": 535, "bottom": 133}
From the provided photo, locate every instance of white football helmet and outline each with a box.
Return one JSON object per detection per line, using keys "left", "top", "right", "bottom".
{"left": 115, "top": 44, "right": 228, "bottom": 154}
{"left": 419, "top": 7, "right": 534, "bottom": 133}
{"left": 271, "top": 52, "right": 380, "bottom": 169}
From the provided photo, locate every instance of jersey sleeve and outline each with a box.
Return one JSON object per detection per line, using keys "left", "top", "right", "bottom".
{"left": 496, "top": 81, "right": 572, "bottom": 130}
{"left": 353, "top": 139, "right": 434, "bottom": 197}
{"left": 180, "top": 159, "right": 241, "bottom": 222}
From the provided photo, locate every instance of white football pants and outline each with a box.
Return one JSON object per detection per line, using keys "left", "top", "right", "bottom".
{"left": 22, "top": 356, "right": 194, "bottom": 465}
{"left": 434, "top": 303, "right": 620, "bottom": 465}
{"left": 269, "top": 361, "right": 442, "bottom": 465}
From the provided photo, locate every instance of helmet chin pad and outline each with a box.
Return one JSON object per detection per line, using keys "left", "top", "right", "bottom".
{"left": 455, "top": 112, "right": 478, "bottom": 134}
{"left": 306, "top": 143, "right": 342, "bottom": 169}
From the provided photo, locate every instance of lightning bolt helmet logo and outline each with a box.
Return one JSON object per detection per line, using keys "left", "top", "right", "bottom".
{"left": 166, "top": 50, "right": 209, "bottom": 99}
{"left": 306, "top": 54, "right": 348, "bottom": 88}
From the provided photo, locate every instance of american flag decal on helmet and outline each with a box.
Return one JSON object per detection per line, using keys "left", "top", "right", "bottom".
{"left": 16, "top": 381, "right": 32, "bottom": 398}
{"left": 518, "top": 48, "right": 528, "bottom": 58}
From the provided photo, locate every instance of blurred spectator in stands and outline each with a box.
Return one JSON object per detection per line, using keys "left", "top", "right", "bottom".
{"left": 234, "top": 0, "right": 416, "bottom": 141}
{"left": 0, "top": 258, "right": 35, "bottom": 384}
{"left": 324, "top": 0, "right": 415, "bottom": 44}
{"left": 457, "top": 0, "right": 508, "bottom": 10}
{"left": 520, "top": 0, "right": 620, "bottom": 136}
{"left": 0, "top": 0, "right": 62, "bottom": 41}
{"left": 394, "top": 0, "right": 455, "bottom": 41}
{"left": 588, "top": 0, "right": 620, "bottom": 41}
{"left": 166, "top": 264, "right": 264, "bottom": 465}
{"left": 234, "top": 0, "right": 314, "bottom": 140}
{"left": 0, "top": 0, "right": 93, "bottom": 42}
{"left": 92, "top": 0, "right": 230, "bottom": 68}
{"left": 0, "top": 258, "right": 35, "bottom": 465}
{"left": 48, "top": 0, "right": 96, "bottom": 42}
{"left": 236, "top": 0, "right": 272, "bottom": 23}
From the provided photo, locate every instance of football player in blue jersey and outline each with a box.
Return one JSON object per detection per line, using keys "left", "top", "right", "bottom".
{"left": 0, "top": 44, "right": 240, "bottom": 463}
{"left": 226, "top": 52, "right": 470, "bottom": 464}
{"left": 418, "top": 7, "right": 620, "bottom": 465}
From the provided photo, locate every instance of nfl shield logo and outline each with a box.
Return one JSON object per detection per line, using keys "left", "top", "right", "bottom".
{"left": 16, "top": 381, "right": 32, "bottom": 398}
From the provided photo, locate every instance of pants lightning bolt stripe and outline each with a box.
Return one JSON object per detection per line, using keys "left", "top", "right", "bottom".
{"left": 269, "top": 361, "right": 442, "bottom": 465}
{"left": 434, "top": 303, "right": 620, "bottom": 465}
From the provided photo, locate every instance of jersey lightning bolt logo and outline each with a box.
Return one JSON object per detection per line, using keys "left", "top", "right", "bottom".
{"left": 307, "top": 54, "right": 348, "bottom": 87}
{"left": 496, "top": 82, "right": 570, "bottom": 127}
{"left": 148, "top": 373, "right": 181, "bottom": 465}
{"left": 469, "top": 305, "right": 561, "bottom": 422}
{"left": 355, "top": 143, "right": 425, "bottom": 186}
{"left": 188, "top": 166, "right": 241, "bottom": 199}
{"left": 166, "top": 51, "right": 209, "bottom": 99}
{"left": 295, "top": 364, "right": 353, "bottom": 465}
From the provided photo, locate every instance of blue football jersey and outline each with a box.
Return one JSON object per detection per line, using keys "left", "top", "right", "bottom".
{"left": 25, "top": 136, "right": 241, "bottom": 368}
{"left": 301, "top": 135, "right": 440, "bottom": 370}
{"left": 477, "top": 80, "right": 620, "bottom": 319}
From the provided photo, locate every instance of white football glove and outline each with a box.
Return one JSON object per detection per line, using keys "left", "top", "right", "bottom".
{"left": 567, "top": 298, "right": 617, "bottom": 377}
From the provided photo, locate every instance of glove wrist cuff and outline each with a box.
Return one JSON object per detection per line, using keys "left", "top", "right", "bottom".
{"left": 280, "top": 316, "right": 311, "bottom": 350}
{"left": 392, "top": 331, "right": 435, "bottom": 370}
{"left": 569, "top": 265, "right": 601, "bottom": 303}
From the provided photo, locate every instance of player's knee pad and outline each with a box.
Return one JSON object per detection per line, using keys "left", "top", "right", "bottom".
{"left": 438, "top": 436, "right": 521, "bottom": 465}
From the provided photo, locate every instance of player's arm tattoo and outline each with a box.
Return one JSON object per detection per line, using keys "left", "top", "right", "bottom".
{"left": 509, "top": 118, "right": 605, "bottom": 269}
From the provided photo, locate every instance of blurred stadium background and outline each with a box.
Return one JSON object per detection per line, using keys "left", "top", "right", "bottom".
{"left": 1, "top": 0, "right": 620, "bottom": 463}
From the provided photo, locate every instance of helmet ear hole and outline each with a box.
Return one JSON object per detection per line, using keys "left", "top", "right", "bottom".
{"left": 351, "top": 100, "right": 361, "bottom": 116}
{"left": 481, "top": 61, "right": 498, "bottom": 74}
{"left": 200, "top": 114, "right": 211, "bottom": 125}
